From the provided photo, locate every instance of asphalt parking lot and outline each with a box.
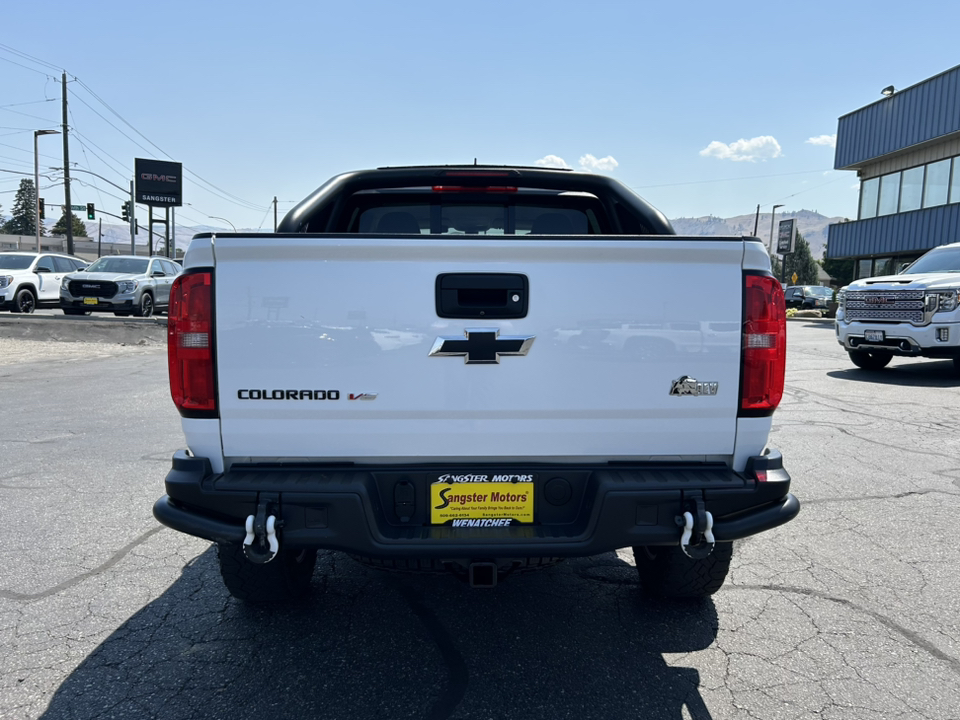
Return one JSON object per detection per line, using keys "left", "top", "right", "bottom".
{"left": 2, "top": 318, "right": 960, "bottom": 719}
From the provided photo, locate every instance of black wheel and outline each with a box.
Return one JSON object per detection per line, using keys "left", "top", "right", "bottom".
{"left": 952, "top": 357, "right": 960, "bottom": 376}
{"left": 12, "top": 288, "right": 36, "bottom": 314}
{"left": 848, "top": 349, "right": 892, "bottom": 370}
{"left": 633, "top": 542, "right": 733, "bottom": 598}
{"left": 133, "top": 293, "right": 154, "bottom": 317}
{"left": 62, "top": 308, "right": 89, "bottom": 316}
{"left": 216, "top": 542, "right": 317, "bottom": 604}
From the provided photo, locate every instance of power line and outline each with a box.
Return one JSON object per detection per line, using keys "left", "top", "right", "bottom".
{"left": 71, "top": 76, "right": 268, "bottom": 212}
{"left": 0, "top": 55, "right": 55, "bottom": 78}
{"left": 70, "top": 130, "right": 130, "bottom": 178}
{"left": 0, "top": 99, "right": 57, "bottom": 110}
{"left": 0, "top": 43, "right": 62, "bottom": 73}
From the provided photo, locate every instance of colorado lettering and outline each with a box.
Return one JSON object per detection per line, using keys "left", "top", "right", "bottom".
{"left": 238, "top": 389, "right": 340, "bottom": 400}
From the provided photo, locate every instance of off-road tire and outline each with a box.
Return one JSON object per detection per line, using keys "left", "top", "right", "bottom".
{"left": 12, "top": 288, "right": 36, "bottom": 314}
{"left": 848, "top": 349, "right": 892, "bottom": 370}
{"left": 216, "top": 542, "right": 317, "bottom": 604}
{"left": 633, "top": 542, "right": 733, "bottom": 598}
{"left": 133, "top": 293, "right": 154, "bottom": 318}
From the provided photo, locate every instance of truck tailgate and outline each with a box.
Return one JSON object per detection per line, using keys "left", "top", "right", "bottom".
{"left": 212, "top": 236, "right": 745, "bottom": 461}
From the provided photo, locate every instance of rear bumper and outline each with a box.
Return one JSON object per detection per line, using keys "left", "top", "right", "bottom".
{"left": 154, "top": 450, "right": 798, "bottom": 558}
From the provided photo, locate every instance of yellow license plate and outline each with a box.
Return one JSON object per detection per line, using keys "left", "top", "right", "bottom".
{"left": 430, "top": 480, "right": 534, "bottom": 526}
{"left": 83, "top": 297, "right": 98, "bottom": 305}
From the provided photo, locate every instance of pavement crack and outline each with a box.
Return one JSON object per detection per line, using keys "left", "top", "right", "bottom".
{"left": 0, "top": 525, "right": 165, "bottom": 601}
{"left": 727, "top": 583, "right": 960, "bottom": 679}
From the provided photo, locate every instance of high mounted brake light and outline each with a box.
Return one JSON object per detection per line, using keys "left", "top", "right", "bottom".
{"left": 168, "top": 272, "right": 217, "bottom": 417}
{"left": 440, "top": 171, "right": 512, "bottom": 177}
{"left": 431, "top": 186, "right": 518, "bottom": 193}
{"left": 740, "top": 274, "right": 786, "bottom": 416}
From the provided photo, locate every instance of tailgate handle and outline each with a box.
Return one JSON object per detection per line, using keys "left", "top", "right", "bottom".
{"left": 436, "top": 273, "right": 528, "bottom": 319}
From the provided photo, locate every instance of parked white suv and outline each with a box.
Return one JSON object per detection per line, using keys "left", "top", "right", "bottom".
{"left": 0, "top": 251, "right": 88, "bottom": 314}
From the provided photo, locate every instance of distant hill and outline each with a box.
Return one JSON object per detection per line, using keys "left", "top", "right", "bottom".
{"left": 5, "top": 210, "right": 847, "bottom": 258}
{"left": 669, "top": 210, "right": 849, "bottom": 260}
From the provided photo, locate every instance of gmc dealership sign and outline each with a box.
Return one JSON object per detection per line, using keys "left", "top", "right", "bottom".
{"left": 135, "top": 158, "right": 182, "bottom": 207}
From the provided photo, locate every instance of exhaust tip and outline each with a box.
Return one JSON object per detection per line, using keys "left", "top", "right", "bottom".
{"left": 468, "top": 562, "right": 498, "bottom": 588}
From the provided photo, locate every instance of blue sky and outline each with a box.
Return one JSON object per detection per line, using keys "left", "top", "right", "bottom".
{"left": 3, "top": 0, "right": 960, "bottom": 232}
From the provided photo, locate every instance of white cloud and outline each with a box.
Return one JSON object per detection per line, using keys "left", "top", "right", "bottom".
{"left": 578, "top": 154, "right": 619, "bottom": 173}
{"left": 534, "top": 154, "right": 570, "bottom": 169}
{"left": 699, "top": 136, "right": 782, "bottom": 162}
{"left": 806, "top": 134, "right": 837, "bottom": 148}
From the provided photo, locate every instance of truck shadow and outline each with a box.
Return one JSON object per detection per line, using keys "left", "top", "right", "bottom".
{"left": 40, "top": 548, "right": 718, "bottom": 720}
{"left": 827, "top": 361, "right": 960, "bottom": 387}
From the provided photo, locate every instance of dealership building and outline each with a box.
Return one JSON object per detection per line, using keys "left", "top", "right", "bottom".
{"left": 827, "top": 64, "right": 960, "bottom": 278}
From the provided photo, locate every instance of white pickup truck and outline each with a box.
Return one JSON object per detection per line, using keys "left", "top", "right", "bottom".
{"left": 154, "top": 166, "right": 798, "bottom": 603}
{"left": 836, "top": 242, "right": 960, "bottom": 372}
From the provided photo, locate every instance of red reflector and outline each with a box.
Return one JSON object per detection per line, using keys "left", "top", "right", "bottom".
{"left": 168, "top": 272, "right": 217, "bottom": 417}
{"left": 741, "top": 275, "right": 786, "bottom": 413}
{"left": 431, "top": 185, "right": 518, "bottom": 193}
{"left": 756, "top": 469, "right": 768, "bottom": 482}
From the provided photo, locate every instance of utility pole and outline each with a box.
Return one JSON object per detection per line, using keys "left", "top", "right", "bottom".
{"left": 273, "top": 196, "right": 278, "bottom": 232}
{"left": 61, "top": 72, "right": 74, "bottom": 256}
{"left": 129, "top": 180, "right": 136, "bottom": 254}
{"left": 98, "top": 217, "right": 102, "bottom": 258}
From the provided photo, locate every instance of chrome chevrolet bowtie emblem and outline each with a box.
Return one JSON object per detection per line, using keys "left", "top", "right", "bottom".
{"left": 429, "top": 329, "right": 535, "bottom": 364}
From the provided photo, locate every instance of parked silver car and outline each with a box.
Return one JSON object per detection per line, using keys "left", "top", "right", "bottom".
{"left": 59, "top": 255, "right": 181, "bottom": 317}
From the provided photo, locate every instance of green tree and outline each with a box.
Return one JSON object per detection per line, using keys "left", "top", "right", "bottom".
{"left": 779, "top": 232, "right": 819, "bottom": 285}
{"left": 821, "top": 241, "right": 855, "bottom": 287}
{"left": 51, "top": 211, "right": 89, "bottom": 237}
{"left": 1, "top": 179, "right": 42, "bottom": 236}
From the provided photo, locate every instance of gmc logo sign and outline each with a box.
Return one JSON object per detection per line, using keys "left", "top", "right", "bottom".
{"left": 140, "top": 173, "right": 177, "bottom": 183}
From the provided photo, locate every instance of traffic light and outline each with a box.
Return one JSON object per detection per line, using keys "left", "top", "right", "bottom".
{"left": 86, "top": 203, "right": 95, "bottom": 220}
{"left": 121, "top": 201, "right": 130, "bottom": 222}
{"left": 38, "top": 198, "right": 45, "bottom": 220}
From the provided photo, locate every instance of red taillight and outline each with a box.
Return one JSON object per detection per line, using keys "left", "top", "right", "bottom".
{"left": 431, "top": 185, "right": 518, "bottom": 193}
{"left": 168, "top": 272, "right": 216, "bottom": 417}
{"left": 740, "top": 274, "right": 786, "bottom": 415}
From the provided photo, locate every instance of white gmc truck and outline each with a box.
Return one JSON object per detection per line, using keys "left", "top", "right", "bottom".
{"left": 154, "top": 166, "right": 798, "bottom": 603}
{"left": 836, "top": 242, "right": 960, "bottom": 372}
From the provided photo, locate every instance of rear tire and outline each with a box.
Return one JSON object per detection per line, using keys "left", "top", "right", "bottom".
{"left": 633, "top": 542, "right": 733, "bottom": 598}
{"left": 848, "top": 349, "right": 892, "bottom": 370}
{"left": 12, "top": 288, "right": 36, "bottom": 314}
{"left": 216, "top": 543, "right": 317, "bottom": 604}
{"left": 62, "top": 308, "right": 88, "bottom": 316}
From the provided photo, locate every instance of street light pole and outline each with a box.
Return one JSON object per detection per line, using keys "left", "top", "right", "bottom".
{"left": 34, "top": 130, "right": 60, "bottom": 252}
{"left": 768, "top": 204, "right": 784, "bottom": 255}
{"left": 209, "top": 216, "right": 237, "bottom": 232}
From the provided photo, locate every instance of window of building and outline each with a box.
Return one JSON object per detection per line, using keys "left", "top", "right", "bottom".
{"left": 951, "top": 159, "right": 960, "bottom": 204}
{"left": 873, "top": 257, "right": 893, "bottom": 276}
{"left": 857, "top": 259, "right": 873, "bottom": 279}
{"left": 878, "top": 172, "right": 901, "bottom": 216}
{"left": 924, "top": 159, "right": 951, "bottom": 207}
{"left": 899, "top": 167, "right": 924, "bottom": 212}
{"left": 859, "top": 177, "right": 879, "bottom": 219}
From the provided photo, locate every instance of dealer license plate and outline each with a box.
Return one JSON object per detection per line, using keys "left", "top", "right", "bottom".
{"left": 83, "top": 297, "right": 98, "bottom": 306}
{"left": 430, "top": 473, "right": 535, "bottom": 527}
{"left": 864, "top": 330, "right": 885, "bottom": 343}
